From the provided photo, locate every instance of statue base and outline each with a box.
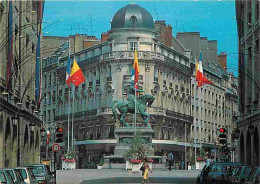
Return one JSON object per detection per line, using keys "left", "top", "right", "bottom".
{"left": 114, "top": 127, "right": 154, "bottom": 156}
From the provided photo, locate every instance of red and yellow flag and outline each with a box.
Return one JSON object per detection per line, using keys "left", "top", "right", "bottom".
{"left": 70, "top": 59, "right": 85, "bottom": 87}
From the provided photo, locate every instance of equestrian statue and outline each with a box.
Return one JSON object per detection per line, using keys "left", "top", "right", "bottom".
{"left": 111, "top": 80, "right": 155, "bottom": 128}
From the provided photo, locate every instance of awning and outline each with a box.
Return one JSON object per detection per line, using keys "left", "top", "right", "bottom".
{"left": 74, "top": 139, "right": 117, "bottom": 145}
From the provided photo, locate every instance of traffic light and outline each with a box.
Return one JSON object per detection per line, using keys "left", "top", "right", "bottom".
{"left": 55, "top": 127, "right": 63, "bottom": 143}
{"left": 218, "top": 128, "right": 227, "bottom": 145}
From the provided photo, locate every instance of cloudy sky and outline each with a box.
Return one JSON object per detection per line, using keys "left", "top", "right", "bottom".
{"left": 43, "top": 0, "right": 238, "bottom": 75}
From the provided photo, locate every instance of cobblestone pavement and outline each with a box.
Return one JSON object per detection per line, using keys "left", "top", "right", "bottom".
{"left": 57, "top": 169, "right": 200, "bottom": 184}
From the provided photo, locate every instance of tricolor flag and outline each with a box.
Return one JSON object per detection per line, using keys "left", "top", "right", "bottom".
{"left": 131, "top": 49, "right": 140, "bottom": 85}
{"left": 196, "top": 51, "right": 213, "bottom": 87}
{"left": 66, "top": 55, "right": 71, "bottom": 87}
{"left": 70, "top": 59, "right": 85, "bottom": 87}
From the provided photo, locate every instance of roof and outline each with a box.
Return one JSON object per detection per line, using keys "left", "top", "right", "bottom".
{"left": 111, "top": 4, "right": 154, "bottom": 30}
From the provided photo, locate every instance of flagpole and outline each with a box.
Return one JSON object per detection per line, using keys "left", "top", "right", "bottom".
{"left": 72, "top": 85, "right": 75, "bottom": 150}
{"left": 134, "top": 83, "right": 137, "bottom": 136}
{"left": 71, "top": 57, "right": 75, "bottom": 150}
{"left": 67, "top": 40, "right": 71, "bottom": 153}
{"left": 194, "top": 56, "right": 197, "bottom": 169}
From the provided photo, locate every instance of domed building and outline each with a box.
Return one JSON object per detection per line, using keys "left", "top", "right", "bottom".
{"left": 43, "top": 3, "right": 193, "bottom": 168}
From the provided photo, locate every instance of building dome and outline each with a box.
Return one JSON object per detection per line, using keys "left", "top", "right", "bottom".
{"left": 111, "top": 4, "right": 154, "bottom": 30}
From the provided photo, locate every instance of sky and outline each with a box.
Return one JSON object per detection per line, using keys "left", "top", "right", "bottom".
{"left": 43, "top": 0, "right": 238, "bottom": 75}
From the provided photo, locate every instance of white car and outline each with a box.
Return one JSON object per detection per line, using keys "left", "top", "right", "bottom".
{"left": 14, "top": 167, "right": 37, "bottom": 184}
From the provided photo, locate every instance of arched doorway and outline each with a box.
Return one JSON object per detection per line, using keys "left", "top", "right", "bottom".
{"left": 5, "top": 118, "right": 12, "bottom": 167}
{"left": 240, "top": 132, "right": 245, "bottom": 164}
{"left": 23, "top": 125, "right": 29, "bottom": 164}
{"left": 246, "top": 130, "right": 252, "bottom": 165}
{"left": 253, "top": 127, "right": 259, "bottom": 166}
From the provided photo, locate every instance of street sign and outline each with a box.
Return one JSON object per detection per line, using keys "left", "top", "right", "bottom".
{"left": 52, "top": 143, "right": 60, "bottom": 152}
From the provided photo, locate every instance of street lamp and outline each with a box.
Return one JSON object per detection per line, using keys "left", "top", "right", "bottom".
{"left": 40, "top": 128, "right": 45, "bottom": 137}
{"left": 248, "top": 124, "right": 254, "bottom": 135}
{"left": 29, "top": 122, "right": 35, "bottom": 132}
{"left": 234, "top": 129, "right": 240, "bottom": 139}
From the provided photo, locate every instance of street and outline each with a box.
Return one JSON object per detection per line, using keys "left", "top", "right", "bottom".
{"left": 57, "top": 169, "right": 199, "bottom": 184}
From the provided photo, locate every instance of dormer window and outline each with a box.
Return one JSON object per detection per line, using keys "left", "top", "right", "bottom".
{"left": 130, "top": 16, "right": 137, "bottom": 27}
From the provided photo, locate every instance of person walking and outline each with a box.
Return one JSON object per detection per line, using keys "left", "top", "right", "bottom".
{"left": 162, "top": 153, "right": 168, "bottom": 171}
{"left": 167, "top": 152, "right": 174, "bottom": 171}
{"left": 141, "top": 158, "right": 152, "bottom": 184}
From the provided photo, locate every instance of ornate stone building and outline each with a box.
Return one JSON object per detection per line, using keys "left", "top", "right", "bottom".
{"left": 42, "top": 3, "right": 193, "bottom": 167}
{"left": 236, "top": 0, "right": 260, "bottom": 166}
{"left": 0, "top": 1, "right": 44, "bottom": 167}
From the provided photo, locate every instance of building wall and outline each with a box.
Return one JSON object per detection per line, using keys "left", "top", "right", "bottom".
{"left": 42, "top": 25, "right": 193, "bottom": 162}
{"left": 236, "top": 0, "right": 260, "bottom": 166}
{"left": 0, "top": 1, "right": 43, "bottom": 168}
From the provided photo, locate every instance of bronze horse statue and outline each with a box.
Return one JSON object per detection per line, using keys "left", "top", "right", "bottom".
{"left": 111, "top": 94, "right": 155, "bottom": 128}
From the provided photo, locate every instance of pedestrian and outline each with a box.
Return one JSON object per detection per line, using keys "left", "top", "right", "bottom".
{"left": 180, "top": 160, "right": 185, "bottom": 170}
{"left": 167, "top": 152, "right": 174, "bottom": 171}
{"left": 162, "top": 153, "right": 168, "bottom": 171}
{"left": 141, "top": 158, "right": 152, "bottom": 184}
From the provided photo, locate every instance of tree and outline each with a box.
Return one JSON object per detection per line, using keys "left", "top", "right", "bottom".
{"left": 200, "top": 147, "right": 206, "bottom": 160}
{"left": 123, "top": 131, "right": 148, "bottom": 160}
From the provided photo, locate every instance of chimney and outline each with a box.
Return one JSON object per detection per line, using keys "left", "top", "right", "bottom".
{"left": 217, "top": 52, "right": 227, "bottom": 71}
{"left": 101, "top": 32, "right": 109, "bottom": 42}
{"left": 155, "top": 20, "right": 172, "bottom": 47}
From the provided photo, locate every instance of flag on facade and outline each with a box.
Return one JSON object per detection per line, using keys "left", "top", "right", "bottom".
{"left": 70, "top": 59, "right": 85, "bottom": 87}
{"left": 35, "top": 0, "right": 44, "bottom": 108}
{"left": 6, "top": 0, "right": 13, "bottom": 88}
{"left": 131, "top": 49, "right": 140, "bottom": 85}
{"left": 66, "top": 55, "right": 71, "bottom": 87}
{"left": 196, "top": 51, "right": 213, "bottom": 87}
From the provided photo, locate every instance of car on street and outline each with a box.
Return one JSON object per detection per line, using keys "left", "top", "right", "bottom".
{"left": 14, "top": 167, "right": 37, "bottom": 184}
{"left": 26, "top": 164, "right": 55, "bottom": 184}
{"left": 0, "top": 169, "right": 15, "bottom": 184}
{"left": 204, "top": 162, "right": 240, "bottom": 183}
{"left": 3, "top": 169, "right": 26, "bottom": 184}
{"left": 230, "top": 166, "right": 253, "bottom": 184}
{"left": 245, "top": 167, "right": 260, "bottom": 184}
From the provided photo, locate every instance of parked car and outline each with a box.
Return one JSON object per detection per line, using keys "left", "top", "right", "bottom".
{"left": 230, "top": 166, "right": 253, "bottom": 184}
{"left": 26, "top": 164, "right": 55, "bottom": 184}
{"left": 245, "top": 167, "right": 260, "bottom": 184}
{"left": 0, "top": 169, "right": 15, "bottom": 184}
{"left": 3, "top": 169, "right": 25, "bottom": 184}
{"left": 205, "top": 162, "right": 241, "bottom": 183}
{"left": 14, "top": 167, "right": 37, "bottom": 184}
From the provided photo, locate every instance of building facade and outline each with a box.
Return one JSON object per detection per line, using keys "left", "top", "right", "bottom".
{"left": 236, "top": 0, "right": 260, "bottom": 166}
{"left": 42, "top": 3, "right": 239, "bottom": 167}
{"left": 176, "top": 32, "right": 239, "bottom": 162}
{"left": 0, "top": 1, "right": 44, "bottom": 167}
{"left": 42, "top": 3, "right": 193, "bottom": 167}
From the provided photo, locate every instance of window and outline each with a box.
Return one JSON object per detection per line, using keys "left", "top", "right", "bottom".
{"left": 47, "top": 110, "right": 50, "bottom": 121}
{"left": 130, "top": 16, "right": 137, "bottom": 27}
{"left": 0, "top": 172, "right": 6, "bottom": 182}
{"left": 26, "top": 35, "right": 29, "bottom": 48}
{"left": 32, "top": 43, "right": 35, "bottom": 53}
{"left": 130, "top": 42, "right": 138, "bottom": 51}
{"left": 256, "top": 0, "right": 259, "bottom": 20}
{"left": 52, "top": 109, "right": 55, "bottom": 119}
{"left": 44, "top": 75, "right": 47, "bottom": 87}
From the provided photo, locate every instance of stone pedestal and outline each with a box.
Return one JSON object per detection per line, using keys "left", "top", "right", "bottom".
{"left": 114, "top": 127, "right": 154, "bottom": 156}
